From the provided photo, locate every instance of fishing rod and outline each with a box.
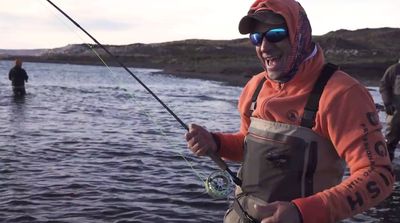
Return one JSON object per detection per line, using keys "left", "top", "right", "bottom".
{"left": 45, "top": 0, "right": 242, "bottom": 188}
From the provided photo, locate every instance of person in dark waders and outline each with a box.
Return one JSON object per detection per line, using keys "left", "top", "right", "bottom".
{"left": 185, "top": 0, "right": 394, "bottom": 222}
{"left": 9, "top": 58, "right": 29, "bottom": 96}
{"left": 379, "top": 58, "right": 400, "bottom": 162}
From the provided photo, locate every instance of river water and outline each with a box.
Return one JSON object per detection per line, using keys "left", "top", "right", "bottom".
{"left": 0, "top": 61, "right": 399, "bottom": 223}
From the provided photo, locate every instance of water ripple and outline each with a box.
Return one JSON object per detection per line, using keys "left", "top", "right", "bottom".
{"left": 0, "top": 61, "right": 397, "bottom": 222}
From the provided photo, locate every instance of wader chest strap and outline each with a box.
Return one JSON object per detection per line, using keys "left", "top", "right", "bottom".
{"left": 249, "top": 77, "right": 266, "bottom": 116}
{"left": 300, "top": 63, "right": 338, "bottom": 128}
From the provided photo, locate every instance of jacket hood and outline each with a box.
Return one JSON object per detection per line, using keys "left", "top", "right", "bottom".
{"left": 241, "top": 0, "right": 315, "bottom": 81}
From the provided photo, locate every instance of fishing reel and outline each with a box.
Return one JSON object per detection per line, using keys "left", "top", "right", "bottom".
{"left": 204, "top": 170, "right": 234, "bottom": 199}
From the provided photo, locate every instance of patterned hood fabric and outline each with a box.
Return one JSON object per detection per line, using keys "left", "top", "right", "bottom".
{"left": 246, "top": 0, "right": 315, "bottom": 81}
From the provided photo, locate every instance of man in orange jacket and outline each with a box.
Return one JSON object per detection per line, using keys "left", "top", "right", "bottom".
{"left": 185, "top": 0, "right": 394, "bottom": 222}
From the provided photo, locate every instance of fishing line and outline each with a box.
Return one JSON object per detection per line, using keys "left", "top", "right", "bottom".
{"left": 43, "top": 0, "right": 241, "bottom": 198}
{"left": 38, "top": 0, "right": 208, "bottom": 184}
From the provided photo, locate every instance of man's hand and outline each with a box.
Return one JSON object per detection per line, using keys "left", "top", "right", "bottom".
{"left": 385, "top": 104, "right": 396, "bottom": 116}
{"left": 255, "top": 201, "right": 302, "bottom": 223}
{"left": 185, "top": 124, "right": 217, "bottom": 156}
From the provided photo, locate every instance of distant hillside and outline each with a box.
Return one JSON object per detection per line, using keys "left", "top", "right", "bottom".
{"left": 1, "top": 27, "right": 399, "bottom": 86}
{"left": 0, "top": 49, "right": 46, "bottom": 57}
{"left": 313, "top": 28, "right": 400, "bottom": 84}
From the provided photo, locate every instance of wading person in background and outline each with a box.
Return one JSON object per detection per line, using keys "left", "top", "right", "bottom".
{"left": 185, "top": 0, "right": 394, "bottom": 222}
{"left": 379, "top": 58, "right": 400, "bottom": 162}
{"left": 8, "top": 58, "right": 29, "bottom": 96}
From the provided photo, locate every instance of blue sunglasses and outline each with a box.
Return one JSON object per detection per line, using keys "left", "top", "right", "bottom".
{"left": 249, "top": 27, "right": 288, "bottom": 46}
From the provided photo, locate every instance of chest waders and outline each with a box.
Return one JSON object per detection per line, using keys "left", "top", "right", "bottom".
{"left": 224, "top": 64, "right": 346, "bottom": 223}
{"left": 12, "top": 86, "right": 26, "bottom": 96}
{"left": 392, "top": 65, "right": 400, "bottom": 109}
{"left": 386, "top": 67, "right": 400, "bottom": 161}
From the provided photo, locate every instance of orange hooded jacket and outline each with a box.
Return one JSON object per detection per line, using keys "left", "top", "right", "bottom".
{"left": 214, "top": 0, "right": 394, "bottom": 222}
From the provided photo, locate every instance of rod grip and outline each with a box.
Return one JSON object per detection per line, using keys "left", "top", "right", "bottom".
{"left": 207, "top": 150, "right": 228, "bottom": 171}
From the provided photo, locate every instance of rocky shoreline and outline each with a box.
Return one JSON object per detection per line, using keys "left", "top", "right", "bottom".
{"left": 0, "top": 56, "right": 384, "bottom": 88}
{"left": 2, "top": 27, "right": 399, "bottom": 87}
{"left": 159, "top": 69, "right": 254, "bottom": 87}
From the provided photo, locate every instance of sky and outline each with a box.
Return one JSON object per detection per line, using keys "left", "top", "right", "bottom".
{"left": 1, "top": 0, "right": 399, "bottom": 49}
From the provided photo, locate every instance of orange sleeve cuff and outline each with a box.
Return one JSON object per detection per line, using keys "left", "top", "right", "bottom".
{"left": 292, "top": 195, "right": 329, "bottom": 223}
{"left": 213, "top": 132, "right": 245, "bottom": 162}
